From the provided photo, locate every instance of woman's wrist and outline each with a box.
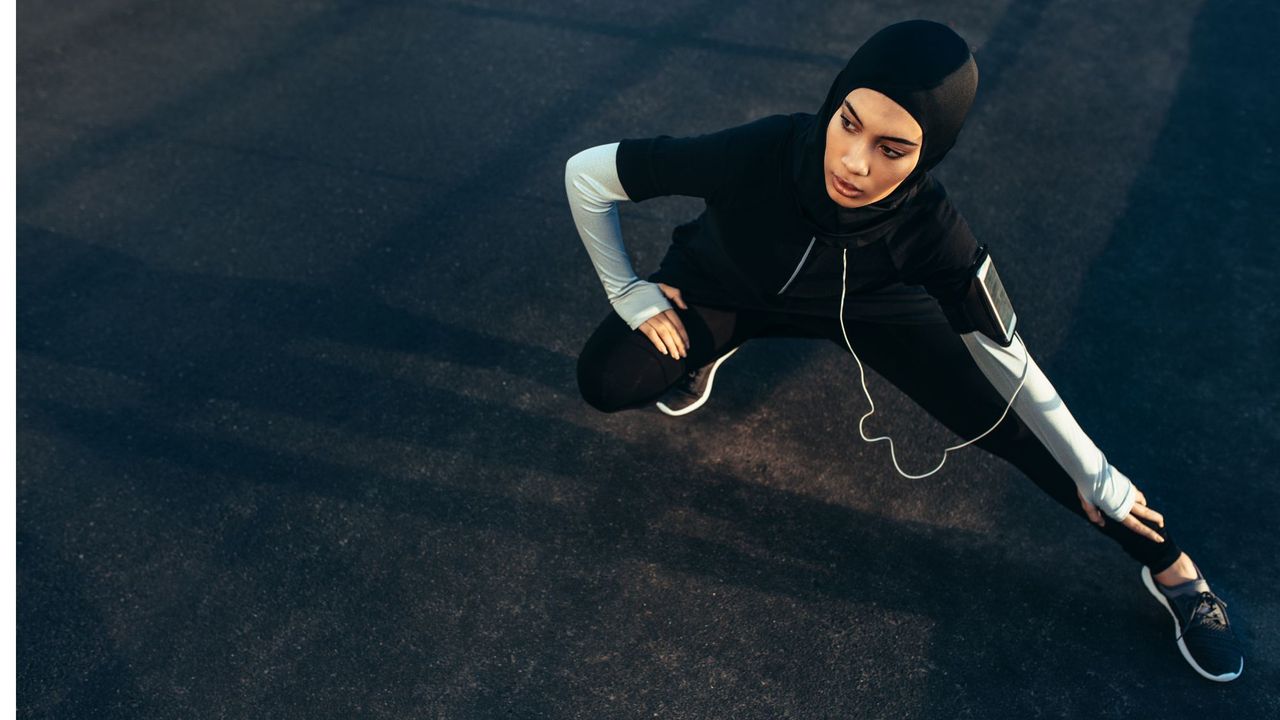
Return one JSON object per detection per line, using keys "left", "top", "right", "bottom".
{"left": 1095, "top": 461, "right": 1137, "bottom": 521}
{"left": 612, "top": 280, "right": 673, "bottom": 330}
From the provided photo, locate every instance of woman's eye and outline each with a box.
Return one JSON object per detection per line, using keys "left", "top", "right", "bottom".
{"left": 842, "top": 116, "right": 906, "bottom": 159}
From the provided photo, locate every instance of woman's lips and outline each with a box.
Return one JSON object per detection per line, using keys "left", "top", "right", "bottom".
{"left": 832, "top": 173, "right": 864, "bottom": 197}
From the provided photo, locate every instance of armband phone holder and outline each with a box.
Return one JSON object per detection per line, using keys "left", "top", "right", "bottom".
{"left": 963, "top": 244, "right": 1017, "bottom": 347}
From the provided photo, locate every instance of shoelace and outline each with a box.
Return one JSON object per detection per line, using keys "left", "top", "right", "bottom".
{"left": 1178, "top": 591, "right": 1230, "bottom": 641}
{"left": 680, "top": 362, "right": 714, "bottom": 387}
{"left": 668, "top": 368, "right": 705, "bottom": 398}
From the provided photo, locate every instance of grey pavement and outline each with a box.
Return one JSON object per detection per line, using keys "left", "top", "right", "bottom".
{"left": 17, "top": 1, "right": 1279, "bottom": 717}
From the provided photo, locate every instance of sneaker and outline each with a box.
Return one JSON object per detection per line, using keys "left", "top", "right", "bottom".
{"left": 1140, "top": 564, "right": 1244, "bottom": 682}
{"left": 655, "top": 347, "right": 739, "bottom": 417}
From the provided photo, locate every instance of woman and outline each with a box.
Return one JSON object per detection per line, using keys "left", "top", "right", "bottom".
{"left": 564, "top": 19, "right": 1242, "bottom": 681}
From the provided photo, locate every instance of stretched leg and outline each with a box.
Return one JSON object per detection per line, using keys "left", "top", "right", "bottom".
{"left": 832, "top": 318, "right": 1245, "bottom": 681}
{"left": 576, "top": 303, "right": 766, "bottom": 413}
{"left": 823, "top": 317, "right": 1182, "bottom": 573}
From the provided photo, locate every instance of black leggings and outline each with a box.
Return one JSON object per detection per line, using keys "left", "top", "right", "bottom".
{"left": 576, "top": 301, "right": 1182, "bottom": 573}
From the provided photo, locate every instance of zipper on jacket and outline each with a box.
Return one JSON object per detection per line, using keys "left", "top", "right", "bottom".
{"left": 777, "top": 236, "right": 816, "bottom": 295}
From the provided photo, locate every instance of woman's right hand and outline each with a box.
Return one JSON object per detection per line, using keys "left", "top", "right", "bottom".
{"left": 639, "top": 283, "right": 691, "bottom": 359}
{"left": 1077, "top": 485, "right": 1166, "bottom": 544}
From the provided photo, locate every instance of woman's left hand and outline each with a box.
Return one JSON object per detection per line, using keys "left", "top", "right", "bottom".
{"left": 1077, "top": 485, "right": 1166, "bottom": 543}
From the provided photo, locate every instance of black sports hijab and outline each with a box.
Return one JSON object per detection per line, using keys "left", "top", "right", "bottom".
{"left": 790, "top": 19, "right": 979, "bottom": 246}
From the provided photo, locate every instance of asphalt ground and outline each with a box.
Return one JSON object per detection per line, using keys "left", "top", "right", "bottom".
{"left": 16, "top": 1, "right": 1279, "bottom": 717}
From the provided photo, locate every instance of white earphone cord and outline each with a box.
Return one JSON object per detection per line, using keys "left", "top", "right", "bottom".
{"left": 838, "top": 247, "right": 1030, "bottom": 479}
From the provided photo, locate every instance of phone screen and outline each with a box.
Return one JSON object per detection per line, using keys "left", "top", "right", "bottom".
{"left": 978, "top": 257, "right": 1016, "bottom": 341}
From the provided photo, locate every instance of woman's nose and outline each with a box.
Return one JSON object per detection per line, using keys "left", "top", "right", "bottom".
{"left": 843, "top": 145, "right": 870, "bottom": 176}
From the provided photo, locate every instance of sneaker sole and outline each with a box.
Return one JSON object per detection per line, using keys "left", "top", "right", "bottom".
{"left": 1140, "top": 566, "right": 1243, "bottom": 682}
{"left": 656, "top": 347, "right": 739, "bottom": 417}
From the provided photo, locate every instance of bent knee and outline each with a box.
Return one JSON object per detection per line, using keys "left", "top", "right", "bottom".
{"left": 576, "top": 347, "right": 656, "bottom": 413}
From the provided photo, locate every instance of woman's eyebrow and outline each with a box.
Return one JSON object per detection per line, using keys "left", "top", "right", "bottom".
{"left": 843, "top": 99, "right": 920, "bottom": 146}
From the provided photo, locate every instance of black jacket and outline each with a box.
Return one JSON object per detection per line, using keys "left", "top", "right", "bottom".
{"left": 615, "top": 113, "right": 982, "bottom": 330}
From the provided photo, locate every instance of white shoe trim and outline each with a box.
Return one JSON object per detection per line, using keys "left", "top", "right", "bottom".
{"left": 656, "top": 347, "right": 739, "bottom": 417}
{"left": 1140, "top": 566, "right": 1243, "bottom": 682}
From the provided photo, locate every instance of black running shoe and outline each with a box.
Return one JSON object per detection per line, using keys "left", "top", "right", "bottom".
{"left": 655, "top": 347, "right": 739, "bottom": 417}
{"left": 1140, "top": 564, "right": 1244, "bottom": 682}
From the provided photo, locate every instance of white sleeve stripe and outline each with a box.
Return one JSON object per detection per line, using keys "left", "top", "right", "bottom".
{"left": 960, "top": 331, "right": 1137, "bottom": 520}
{"left": 564, "top": 143, "right": 672, "bottom": 331}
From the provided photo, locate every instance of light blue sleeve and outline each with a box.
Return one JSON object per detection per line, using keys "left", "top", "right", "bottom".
{"left": 564, "top": 142, "right": 672, "bottom": 331}
{"left": 960, "top": 331, "right": 1138, "bottom": 521}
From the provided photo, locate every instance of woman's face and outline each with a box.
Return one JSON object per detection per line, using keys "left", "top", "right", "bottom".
{"left": 824, "top": 87, "right": 923, "bottom": 207}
